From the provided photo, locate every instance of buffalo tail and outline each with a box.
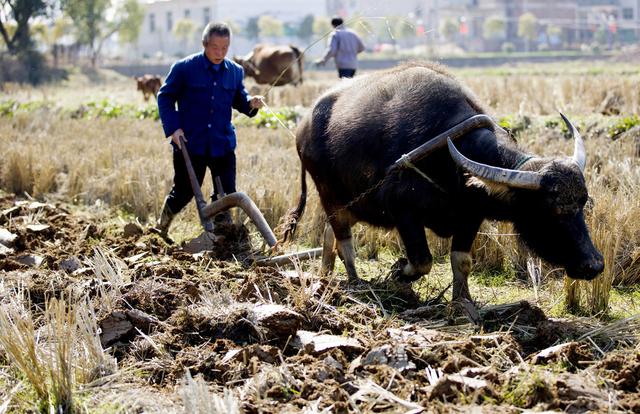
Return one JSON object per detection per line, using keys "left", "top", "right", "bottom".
{"left": 279, "top": 162, "right": 307, "bottom": 243}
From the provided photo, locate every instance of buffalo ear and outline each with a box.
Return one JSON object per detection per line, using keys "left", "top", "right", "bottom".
{"left": 467, "top": 177, "right": 513, "bottom": 201}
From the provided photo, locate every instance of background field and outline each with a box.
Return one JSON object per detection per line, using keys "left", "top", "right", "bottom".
{"left": 0, "top": 61, "right": 639, "bottom": 412}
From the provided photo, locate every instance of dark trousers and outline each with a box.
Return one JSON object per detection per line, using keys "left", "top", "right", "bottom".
{"left": 338, "top": 68, "right": 356, "bottom": 78}
{"left": 165, "top": 150, "right": 236, "bottom": 214}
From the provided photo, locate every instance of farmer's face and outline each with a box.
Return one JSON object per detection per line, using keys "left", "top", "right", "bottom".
{"left": 204, "top": 35, "right": 230, "bottom": 64}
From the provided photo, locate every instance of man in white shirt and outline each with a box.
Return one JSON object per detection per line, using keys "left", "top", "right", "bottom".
{"left": 315, "top": 17, "right": 366, "bottom": 78}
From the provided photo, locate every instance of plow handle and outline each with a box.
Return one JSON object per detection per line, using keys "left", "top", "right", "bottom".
{"left": 179, "top": 136, "right": 215, "bottom": 233}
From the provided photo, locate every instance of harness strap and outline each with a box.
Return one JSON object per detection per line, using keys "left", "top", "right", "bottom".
{"left": 513, "top": 155, "right": 534, "bottom": 170}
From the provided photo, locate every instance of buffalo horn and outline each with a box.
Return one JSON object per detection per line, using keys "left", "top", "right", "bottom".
{"left": 559, "top": 112, "right": 586, "bottom": 172}
{"left": 447, "top": 138, "right": 542, "bottom": 190}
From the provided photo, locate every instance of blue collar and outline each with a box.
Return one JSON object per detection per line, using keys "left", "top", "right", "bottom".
{"left": 201, "top": 52, "right": 229, "bottom": 72}
{"left": 513, "top": 155, "right": 534, "bottom": 170}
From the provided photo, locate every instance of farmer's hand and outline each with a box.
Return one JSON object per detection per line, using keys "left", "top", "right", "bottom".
{"left": 171, "top": 128, "right": 186, "bottom": 149}
{"left": 250, "top": 95, "right": 264, "bottom": 109}
{"left": 314, "top": 59, "right": 325, "bottom": 67}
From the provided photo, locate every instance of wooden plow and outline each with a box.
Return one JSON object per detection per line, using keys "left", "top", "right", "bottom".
{"left": 179, "top": 136, "right": 320, "bottom": 267}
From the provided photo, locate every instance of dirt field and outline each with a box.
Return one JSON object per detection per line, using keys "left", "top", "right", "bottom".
{"left": 0, "top": 63, "right": 639, "bottom": 412}
{"left": 1, "top": 192, "right": 639, "bottom": 413}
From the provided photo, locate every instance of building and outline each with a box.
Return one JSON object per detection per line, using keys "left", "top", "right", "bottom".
{"left": 218, "top": 0, "right": 327, "bottom": 25}
{"left": 137, "top": 0, "right": 217, "bottom": 58}
{"left": 137, "top": 0, "right": 327, "bottom": 59}
{"left": 326, "top": 0, "right": 425, "bottom": 17}
{"left": 133, "top": 0, "right": 640, "bottom": 59}
{"left": 576, "top": 0, "right": 640, "bottom": 43}
{"left": 422, "top": 0, "right": 640, "bottom": 51}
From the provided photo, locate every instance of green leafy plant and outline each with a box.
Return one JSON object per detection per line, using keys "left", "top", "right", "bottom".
{"left": 608, "top": 115, "right": 640, "bottom": 139}
{"left": 498, "top": 114, "right": 531, "bottom": 135}
{"left": 0, "top": 100, "right": 18, "bottom": 117}
{"left": 0, "top": 100, "right": 50, "bottom": 117}
{"left": 68, "top": 99, "right": 159, "bottom": 120}
{"left": 236, "top": 107, "right": 300, "bottom": 130}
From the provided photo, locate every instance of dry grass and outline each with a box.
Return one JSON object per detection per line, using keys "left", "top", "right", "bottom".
{"left": 90, "top": 247, "right": 130, "bottom": 317}
{"left": 181, "top": 372, "right": 242, "bottom": 414}
{"left": 5, "top": 62, "right": 640, "bottom": 114}
{"left": 0, "top": 292, "right": 116, "bottom": 412}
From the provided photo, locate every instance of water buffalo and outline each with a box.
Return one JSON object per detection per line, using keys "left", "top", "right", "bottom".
{"left": 282, "top": 62, "right": 603, "bottom": 306}
{"left": 136, "top": 74, "right": 162, "bottom": 101}
{"left": 234, "top": 44, "right": 303, "bottom": 86}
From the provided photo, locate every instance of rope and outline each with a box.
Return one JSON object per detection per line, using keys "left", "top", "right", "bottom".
{"left": 397, "top": 154, "right": 448, "bottom": 194}
{"left": 257, "top": 96, "right": 296, "bottom": 139}
{"left": 260, "top": 15, "right": 436, "bottom": 96}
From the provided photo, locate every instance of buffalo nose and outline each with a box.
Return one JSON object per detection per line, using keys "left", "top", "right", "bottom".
{"left": 580, "top": 255, "right": 605, "bottom": 280}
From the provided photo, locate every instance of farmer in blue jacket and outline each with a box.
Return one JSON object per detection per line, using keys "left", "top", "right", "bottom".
{"left": 155, "top": 22, "right": 264, "bottom": 238}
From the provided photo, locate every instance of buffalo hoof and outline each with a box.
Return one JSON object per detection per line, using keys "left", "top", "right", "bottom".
{"left": 346, "top": 275, "right": 365, "bottom": 286}
{"left": 388, "top": 258, "right": 422, "bottom": 283}
{"left": 448, "top": 299, "right": 482, "bottom": 326}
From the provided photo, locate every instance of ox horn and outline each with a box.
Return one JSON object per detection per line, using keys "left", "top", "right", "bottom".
{"left": 447, "top": 138, "right": 542, "bottom": 190}
{"left": 559, "top": 112, "right": 586, "bottom": 172}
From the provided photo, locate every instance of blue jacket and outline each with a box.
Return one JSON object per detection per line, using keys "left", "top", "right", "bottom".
{"left": 157, "top": 52, "right": 257, "bottom": 156}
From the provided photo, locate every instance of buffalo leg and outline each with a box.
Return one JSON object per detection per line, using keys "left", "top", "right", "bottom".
{"left": 450, "top": 251, "right": 481, "bottom": 324}
{"left": 327, "top": 212, "right": 359, "bottom": 282}
{"left": 336, "top": 238, "right": 358, "bottom": 282}
{"left": 392, "top": 217, "right": 433, "bottom": 282}
{"left": 450, "top": 222, "right": 482, "bottom": 324}
{"left": 450, "top": 251, "right": 473, "bottom": 301}
{"left": 320, "top": 223, "right": 337, "bottom": 276}
{"left": 450, "top": 220, "right": 482, "bottom": 301}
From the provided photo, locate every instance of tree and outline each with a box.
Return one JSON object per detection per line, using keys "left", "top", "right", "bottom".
{"left": 297, "top": 14, "right": 313, "bottom": 42}
{"left": 372, "top": 16, "right": 413, "bottom": 49}
{"left": 116, "top": 0, "right": 143, "bottom": 46}
{"left": 173, "top": 18, "right": 196, "bottom": 53}
{"left": 353, "top": 18, "right": 373, "bottom": 40}
{"left": 0, "top": 20, "right": 16, "bottom": 49}
{"left": 48, "top": 16, "right": 72, "bottom": 66}
{"left": 245, "top": 16, "right": 259, "bottom": 40}
{"left": 440, "top": 18, "right": 457, "bottom": 43}
{"left": 0, "top": 0, "right": 47, "bottom": 54}
{"left": 483, "top": 15, "right": 505, "bottom": 40}
{"left": 257, "top": 15, "right": 283, "bottom": 39}
{"left": 593, "top": 26, "right": 607, "bottom": 47}
{"left": 30, "top": 19, "right": 47, "bottom": 43}
{"left": 546, "top": 23, "right": 562, "bottom": 48}
{"left": 222, "top": 19, "right": 240, "bottom": 37}
{"left": 393, "top": 17, "right": 415, "bottom": 40}
{"left": 312, "top": 16, "right": 331, "bottom": 38}
{"left": 377, "top": 16, "right": 414, "bottom": 43}
{"left": 62, "top": 0, "right": 144, "bottom": 67}
{"left": 518, "top": 12, "right": 537, "bottom": 52}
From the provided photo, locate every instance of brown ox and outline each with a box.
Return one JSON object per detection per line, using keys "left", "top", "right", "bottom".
{"left": 136, "top": 74, "right": 162, "bottom": 101}
{"left": 234, "top": 44, "right": 303, "bottom": 86}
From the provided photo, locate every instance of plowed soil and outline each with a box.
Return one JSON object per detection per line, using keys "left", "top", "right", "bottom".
{"left": 1, "top": 193, "right": 638, "bottom": 413}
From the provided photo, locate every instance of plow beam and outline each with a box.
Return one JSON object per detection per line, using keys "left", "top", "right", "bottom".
{"left": 201, "top": 192, "right": 277, "bottom": 247}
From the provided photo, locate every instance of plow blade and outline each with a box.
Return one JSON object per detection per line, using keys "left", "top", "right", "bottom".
{"left": 256, "top": 248, "right": 323, "bottom": 267}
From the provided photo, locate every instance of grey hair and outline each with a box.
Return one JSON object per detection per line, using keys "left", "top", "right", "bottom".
{"left": 202, "top": 22, "right": 231, "bottom": 44}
